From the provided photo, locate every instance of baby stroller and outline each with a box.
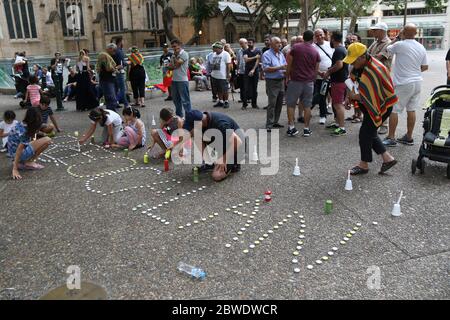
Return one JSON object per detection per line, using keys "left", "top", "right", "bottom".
{"left": 412, "top": 85, "right": 450, "bottom": 178}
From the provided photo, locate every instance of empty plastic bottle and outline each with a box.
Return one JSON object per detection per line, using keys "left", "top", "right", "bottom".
{"left": 177, "top": 262, "right": 206, "bottom": 280}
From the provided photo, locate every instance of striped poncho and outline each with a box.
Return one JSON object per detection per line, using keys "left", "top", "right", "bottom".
{"left": 357, "top": 57, "right": 398, "bottom": 127}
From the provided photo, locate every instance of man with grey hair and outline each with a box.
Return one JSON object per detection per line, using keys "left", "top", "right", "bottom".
{"left": 262, "top": 37, "right": 287, "bottom": 131}
{"left": 282, "top": 36, "right": 298, "bottom": 57}
{"left": 236, "top": 38, "right": 248, "bottom": 103}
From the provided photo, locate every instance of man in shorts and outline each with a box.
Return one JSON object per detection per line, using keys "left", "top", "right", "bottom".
{"left": 383, "top": 23, "right": 428, "bottom": 147}
{"left": 323, "top": 31, "right": 349, "bottom": 136}
{"left": 285, "top": 30, "right": 321, "bottom": 137}
{"left": 208, "top": 42, "right": 232, "bottom": 109}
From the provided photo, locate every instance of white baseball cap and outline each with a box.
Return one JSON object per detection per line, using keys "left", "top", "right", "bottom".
{"left": 370, "top": 22, "right": 388, "bottom": 31}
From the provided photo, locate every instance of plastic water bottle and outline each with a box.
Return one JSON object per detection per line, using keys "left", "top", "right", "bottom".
{"left": 177, "top": 262, "right": 206, "bottom": 280}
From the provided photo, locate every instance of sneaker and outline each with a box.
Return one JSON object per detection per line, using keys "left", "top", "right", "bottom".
{"left": 287, "top": 128, "right": 299, "bottom": 137}
{"left": 212, "top": 98, "right": 218, "bottom": 103}
{"left": 326, "top": 123, "right": 339, "bottom": 130}
{"left": 383, "top": 137, "right": 398, "bottom": 147}
{"left": 331, "top": 128, "right": 347, "bottom": 136}
{"left": 273, "top": 123, "right": 284, "bottom": 128}
{"left": 319, "top": 117, "right": 326, "bottom": 125}
{"left": 297, "top": 117, "right": 305, "bottom": 123}
{"left": 0, "top": 148, "right": 7, "bottom": 153}
{"left": 214, "top": 102, "right": 224, "bottom": 108}
{"left": 303, "top": 128, "right": 312, "bottom": 137}
{"left": 397, "top": 134, "right": 414, "bottom": 146}
{"left": 224, "top": 102, "right": 230, "bottom": 109}
{"left": 378, "top": 125, "right": 388, "bottom": 135}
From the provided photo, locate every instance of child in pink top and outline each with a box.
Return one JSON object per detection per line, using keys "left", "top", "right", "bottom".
{"left": 24, "top": 76, "right": 42, "bottom": 107}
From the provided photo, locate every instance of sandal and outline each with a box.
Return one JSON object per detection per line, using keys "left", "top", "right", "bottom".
{"left": 350, "top": 166, "right": 369, "bottom": 176}
{"left": 379, "top": 160, "right": 398, "bottom": 174}
{"left": 351, "top": 118, "right": 362, "bottom": 123}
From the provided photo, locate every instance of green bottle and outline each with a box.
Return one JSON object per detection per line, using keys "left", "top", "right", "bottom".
{"left": 325, "top": 200, "right": 333, "bottom": 214}
{"left": 193, "top": 167, "right": 199, "bottom": 182}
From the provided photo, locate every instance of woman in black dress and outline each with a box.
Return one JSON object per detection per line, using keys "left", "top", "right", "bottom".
{"left": 75, "top": 49, "right": 98, "bottom": 111}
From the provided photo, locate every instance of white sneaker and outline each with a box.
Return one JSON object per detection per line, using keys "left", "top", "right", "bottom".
{"left": 0, "top": 148, "right": 7, "bottom": 153}
{"left": 319, "top": 117, "right": 326, "bottom": 125}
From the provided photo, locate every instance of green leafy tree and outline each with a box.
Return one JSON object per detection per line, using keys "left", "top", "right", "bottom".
{"left": 381, "top": 0, "right": 447, "bottom": 25}
{"left": 185, "top": 0, "right": 218, "bottom": 45}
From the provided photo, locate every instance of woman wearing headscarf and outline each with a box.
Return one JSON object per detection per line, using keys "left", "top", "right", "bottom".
{"left": 128, "top": 47, "right": 146, "bottom": 108}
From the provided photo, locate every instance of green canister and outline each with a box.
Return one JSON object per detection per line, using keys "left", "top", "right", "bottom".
{"left": 325, "top": 200, "right": 333, "bottom": 214}
{"left": 193, "top": 167, "right": 199, "bottom": 182}
{"left": 124, "top": 149, "right": 129, "bottom": 157}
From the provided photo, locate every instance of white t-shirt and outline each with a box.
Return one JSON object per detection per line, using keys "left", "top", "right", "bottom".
{"left": 91, "top": 110, "right": 122, "bottom": 127}
{"left": 313, "top": 41, "right": 334, "bottom": 75}
{"left": 210, "top": 51, "right": 231, "bottom": 80}
{"left": 0, "top": 120, "right": 18, "bottom": 146}
{"left": 387, "top": 39, "right": 428, "bottom": 86}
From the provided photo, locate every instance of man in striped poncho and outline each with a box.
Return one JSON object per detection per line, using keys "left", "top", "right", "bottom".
{"left": 344, "top": 42, "right": 399, "bottom": 176}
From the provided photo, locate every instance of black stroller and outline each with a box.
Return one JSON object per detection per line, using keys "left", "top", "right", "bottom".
{"left": 412, "top": 85, "right": 450, "bottom": 178}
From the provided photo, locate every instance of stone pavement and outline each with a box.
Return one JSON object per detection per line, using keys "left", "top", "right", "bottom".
{"left": 0, "top": 51, "right": 448, "bottom": 300}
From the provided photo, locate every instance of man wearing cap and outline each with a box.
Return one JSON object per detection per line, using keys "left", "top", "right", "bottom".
{"left": 344, "top": 43, "right": 398, "bottom": 176}
{"left": 208, "top": 42, "right": 232, "bottom": 109}
{"left": 368, "top": 22, "right": 392, "bottom": 135}
{"left": 183, "top": 110, "right": 243, "bottom": 182}
{"left": 262, "top": 37, "right": 287, "bottom": 131}
{"left": 160, "top": 43, "right": 173, "bottom": 101}
{"left": 167, "top": 39, "right": 192, "bottom": 118}
{"left": 383, "top": 23, "right": 428, "bottom": 147}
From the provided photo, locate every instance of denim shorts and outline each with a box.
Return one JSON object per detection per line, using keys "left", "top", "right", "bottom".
{"left": 20, "top": 144, "right": 35, "bottom": 162}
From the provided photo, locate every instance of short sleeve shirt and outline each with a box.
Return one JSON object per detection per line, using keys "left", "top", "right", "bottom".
{"left": 39, "top": 106, "right": 54, "bottom": 124}
{"left": 7, "top": 122, "right": 30, "bottom": 156}
{"left": 330, "top": 46, "right": 349, "bottom": 83}
{"left": 210, "top": 51, "right": 232, "bottom": 80}
{"left": 171, "top": 50, "right": 189, "bottom": 82}
{"left": 243, "top": 48, "right": 262, "bottom": 75}
{"left": 289, "top": 43, "right": 321, "bottom": 82}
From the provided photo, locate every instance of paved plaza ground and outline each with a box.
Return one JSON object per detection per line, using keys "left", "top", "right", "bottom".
{"left": 0, "top": 51, "right": 449, "bottom": 300}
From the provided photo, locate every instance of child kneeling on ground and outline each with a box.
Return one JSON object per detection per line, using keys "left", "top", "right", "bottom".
{"left": 8, "top": 107, "right": 52, "bottom": 180}
{"left": 38, "top": 95, "right": 62, "bottom": 136}
{"left": 111, "top": 107, "right": 146, "bottom": 151}
{"left": 0, "top": 110, "right": 18, "bottom": 153}
{"left": 148, "top": 108, "right": 184, "bottom": 158}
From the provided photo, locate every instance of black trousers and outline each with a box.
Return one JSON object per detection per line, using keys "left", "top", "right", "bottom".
{"left": 359, "top": 108, "right": 392, "bottom": 163}
{"left": 243, "top": 74, "right": 258, "bottom": 107}
{"left": 237, "top": 74, "right": 245, "bottom": 101}
{"left": 53, "top": 74, "right": 64, "bottom": 97}
{"left": 312, "top": 79, "right": 328, "bottom": 118}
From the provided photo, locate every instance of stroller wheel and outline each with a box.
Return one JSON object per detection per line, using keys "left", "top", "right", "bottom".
{"left": 419, "top": 158, "right": 426, "bottom": 174}
{"left": 447, "top": 164, "right": 450, "bottom": 180}
{"left": 411, "top": 159, "right": 417, "bottom": 175}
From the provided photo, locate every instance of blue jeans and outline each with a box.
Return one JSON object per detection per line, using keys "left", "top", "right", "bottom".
{"left": 171, "top": 81, "right": 192, "bottom": 117}
{"left": 100, "top": 80, "right": 118, "bottom": 112}
{"left": 115, "top": 73, "right": 128, "bottom": 107}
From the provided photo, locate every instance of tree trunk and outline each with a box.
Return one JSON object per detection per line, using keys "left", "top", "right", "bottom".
{"left": 298, "top": 0, "right": 309, "bottom": 35}
{"left": 156, "top": 0, "right": 178, "bottom": 41}
{"left": 340, "top": 15, "right": 344, "bottom": 34}
{"left": 348, "top": 15, "right": 358, "bottom": 33}
{"left": 278, "top": 17, "right": 285, "bottom": 37}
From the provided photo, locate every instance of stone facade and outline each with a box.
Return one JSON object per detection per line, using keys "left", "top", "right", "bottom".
{"left": 0, "top": 0, "right": 271, "bottom": 59}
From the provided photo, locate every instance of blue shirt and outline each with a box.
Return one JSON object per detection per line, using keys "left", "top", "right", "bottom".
{"left": 262, "top": 49, "right": 287, "bottom": 80}
{"left": 7, "top": 122, "right": 30, "bottom": 157}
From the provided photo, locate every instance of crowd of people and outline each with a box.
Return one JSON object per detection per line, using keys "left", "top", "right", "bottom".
{"left": 4, "top": 22, "right": 450, "bottom": 182}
